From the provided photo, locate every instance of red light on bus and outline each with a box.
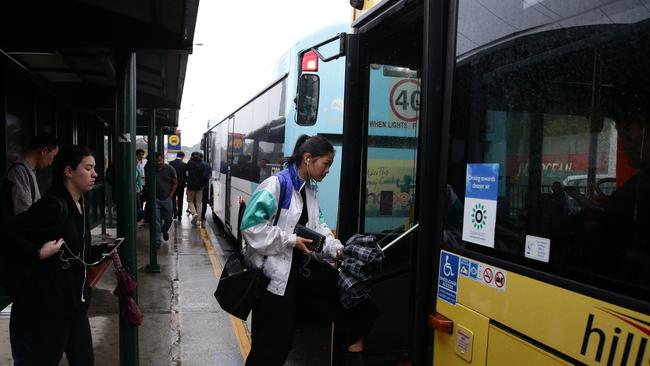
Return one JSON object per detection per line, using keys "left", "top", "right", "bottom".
{"left": 301, "top": 50, "right": 318, "bottom": 72}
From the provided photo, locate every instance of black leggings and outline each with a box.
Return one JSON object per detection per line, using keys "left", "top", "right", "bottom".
{"left": 245, "top": 250, "right": 378, "bottom": 366}
{"left": 10, "top": 306, "right": 94, "bottom": 366}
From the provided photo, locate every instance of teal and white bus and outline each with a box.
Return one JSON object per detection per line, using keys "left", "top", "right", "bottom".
{"left": 203, "top": 23, "right": 348, "bottom": 244}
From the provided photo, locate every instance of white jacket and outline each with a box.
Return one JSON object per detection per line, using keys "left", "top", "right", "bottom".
{"left": 241, "top": 164, "right": 343, "bottom": 296}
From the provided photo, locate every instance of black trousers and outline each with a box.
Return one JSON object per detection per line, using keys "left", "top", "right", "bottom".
{"left": 201, "top": 186, "right": 209, "bottom": 219}
{"left": 10, "top": 306, "right": 94, "bottom": 366}
{"left": 245, "top": 250, "right": 378, "bottom": 366}
{"left": 172, "top": 186, "right": 185, "bottom": 217}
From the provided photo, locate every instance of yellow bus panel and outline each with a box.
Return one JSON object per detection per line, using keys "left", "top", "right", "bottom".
{"left": 486, "top": 325, "right": 571, "bottom": 366}
{"left": 352, "top": 0, "right": 387, "bottom": 22}
{"left": 435, "top": 252, "right": 650, "bottom": 365}
{"left": 434, "top": 300, "right": 489, "bottom": 366}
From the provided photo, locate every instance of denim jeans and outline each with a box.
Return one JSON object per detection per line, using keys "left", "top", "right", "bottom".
{"left": 156, "top": 198, "right": 173, "bottom": 241}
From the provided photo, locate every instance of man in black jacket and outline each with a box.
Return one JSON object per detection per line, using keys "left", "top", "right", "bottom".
{"left": 186, "top": 152, "right": 208, "bottom": 225}
{"left": 169, "top": 151, "right": 187, "bottom": 220}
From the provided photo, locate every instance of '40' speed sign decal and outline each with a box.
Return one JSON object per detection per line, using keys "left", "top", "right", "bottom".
{"left": 389, "top": 79, "right": 421, "bottom": 122}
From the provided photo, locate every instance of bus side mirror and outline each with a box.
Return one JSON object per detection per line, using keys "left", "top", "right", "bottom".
{"left": 296, "top": 74, "right": 320, "bottom": 126}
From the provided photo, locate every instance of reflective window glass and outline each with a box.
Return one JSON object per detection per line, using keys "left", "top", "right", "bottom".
{"left": 446, "top": 0, "right": 650, "bottom": 298}
{"left": 363, "top": 64, "right": 419, "bottom": 235}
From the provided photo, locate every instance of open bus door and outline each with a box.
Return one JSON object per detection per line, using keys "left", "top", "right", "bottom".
{"left": 338, "top": 1, "right": 437, "bottom": 363}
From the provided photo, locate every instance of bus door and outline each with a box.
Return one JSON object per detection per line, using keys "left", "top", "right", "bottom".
{"left": 339, "top": 4, "right": 425, "bottom": 362}
{"left": 431, "top": 1, "right": 650, "bottom": 365}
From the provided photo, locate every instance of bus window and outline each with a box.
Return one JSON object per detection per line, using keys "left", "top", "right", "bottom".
{"left": 230, "top": 80, "right": 287, "bottom": 183}
{"left": 445, "top": 0, "right": 650, "bottom": 300}
{"left": 363, "top": 64, "right": 419, "bottom": 235}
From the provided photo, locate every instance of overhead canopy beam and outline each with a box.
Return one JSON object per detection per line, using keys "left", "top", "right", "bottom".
{"left": 0, "top": 2, "right": 193, "bottom": 52}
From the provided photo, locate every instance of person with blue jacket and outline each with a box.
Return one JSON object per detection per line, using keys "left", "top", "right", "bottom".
{"left": 242, "top": 135, "right": 377, "bottom": 366}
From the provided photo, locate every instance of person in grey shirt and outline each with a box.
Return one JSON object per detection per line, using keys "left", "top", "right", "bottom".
{"left": 150, "top": 152, "right": 177, "bottom": 247}
{"left": 6, "top": 134, "right": 60, "bottom": 214}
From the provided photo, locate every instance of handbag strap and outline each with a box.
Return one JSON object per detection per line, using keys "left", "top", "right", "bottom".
{"left": 258, "top": 172, "right": 288, "bottom": 271}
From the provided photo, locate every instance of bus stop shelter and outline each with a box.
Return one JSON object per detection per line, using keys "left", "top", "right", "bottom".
{"left": 0, "top": 1, "right": 199, "bottom": 364}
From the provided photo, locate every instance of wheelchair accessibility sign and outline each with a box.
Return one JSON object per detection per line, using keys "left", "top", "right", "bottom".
{"left": 437, "top": 251, "right": 460, "bottom": 305}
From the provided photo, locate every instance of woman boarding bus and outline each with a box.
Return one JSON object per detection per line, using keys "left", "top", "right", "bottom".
{"left": 242, "top": 135, "right": 377, "bottom": 366}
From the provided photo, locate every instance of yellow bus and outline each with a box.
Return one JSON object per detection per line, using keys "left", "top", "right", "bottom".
{"left": 337, "top": 0, "right": 650, "bottom": 364}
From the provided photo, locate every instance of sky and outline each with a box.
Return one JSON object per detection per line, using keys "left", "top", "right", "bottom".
{"left": 178, "top": 1, "right": 352, "bottom": 147}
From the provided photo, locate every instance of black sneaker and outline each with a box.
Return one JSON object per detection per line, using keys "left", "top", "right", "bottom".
{"left": 163, "top": 232, "right": 169, "bottom": 241}
{"left": 156, "top": 240, "right": 162, "bottom": 248}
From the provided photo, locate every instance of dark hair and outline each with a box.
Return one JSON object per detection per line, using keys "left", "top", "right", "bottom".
{"left": 155, "top": 152, "right": 164, "bottom": 159}
{"left": 136, "top": 149, "right": 145, "bottom": 155}
{"left": 177, "top": 151, "right": 185, "bottom": 158}
{"left": 286, "top": 135, "right": 334, "bottom": 166}
{"left": 52, "top": 145, "right": 94, "bottom": 187}
{"left": 28, "top": 133, "right": 59, "bottom": 151}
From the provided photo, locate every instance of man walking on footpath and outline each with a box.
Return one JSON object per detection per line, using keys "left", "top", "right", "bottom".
{"left": 186, "top": 152, "right": 208, "bottom": 225}
{"left": 3, "top": 134, "right": 59, "bottom": 216}
{"left": 151, "top": 152, "right": 177, "bottom": 247}
{"left": 169, "top": 151, "right": 187, "bottom": 220}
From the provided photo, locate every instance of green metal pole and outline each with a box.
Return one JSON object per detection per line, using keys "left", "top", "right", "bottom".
{"left": 115, "top": 51, "right": 139, "bottom": 366}
{"left": 107, "top": 133, "right": 114, "bottom": 228}
{"left": 157, "top": 127, "right": 165, "bottom": 157}
{"left": 146, "top": 109, "right": 160, "bottom": 272}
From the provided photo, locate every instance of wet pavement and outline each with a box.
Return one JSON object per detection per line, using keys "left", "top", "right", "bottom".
{"left": 0, "top": 208, "right": 330, "bottom": 365}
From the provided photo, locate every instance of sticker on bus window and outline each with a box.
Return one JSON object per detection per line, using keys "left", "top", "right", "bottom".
{"left": 525, "top": 235, "right": 551, "bottom": 263}
{"left": 462, "top": 163, "right": 499, "bottom": 248}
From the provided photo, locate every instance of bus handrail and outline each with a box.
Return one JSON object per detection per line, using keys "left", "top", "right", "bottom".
{"left": 381, "top": 223, "right": 418, "bottom": 253}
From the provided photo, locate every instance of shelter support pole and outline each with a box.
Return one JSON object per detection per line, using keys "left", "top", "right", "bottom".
{"left": 157, "top": 126, "right": 164, "bottom": 156}
{"left": 107, "top": 133, "right": 114, "bottom": 228}
{"left": 146, "top": 109, "right": 160, "bottom": 272}
{"left": 115, "top": 51, "right": 139, "bottom": 366}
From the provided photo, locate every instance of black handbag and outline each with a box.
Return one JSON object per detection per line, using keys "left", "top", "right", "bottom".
{"left": 214, "top": 174, "right": 287, "bottom": 320}
{"left": 294, "top": 224, "right": 325, "bottom": 253}
{"left": 214, "top": 252, "right": 269, "bottom": 320}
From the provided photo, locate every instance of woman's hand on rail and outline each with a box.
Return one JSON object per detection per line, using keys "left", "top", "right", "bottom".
{"left": 294, "top": 236, "right": 313, "bottom": 254}
{"left": 39, "top": 238, "right": 64, "bottom": 259}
